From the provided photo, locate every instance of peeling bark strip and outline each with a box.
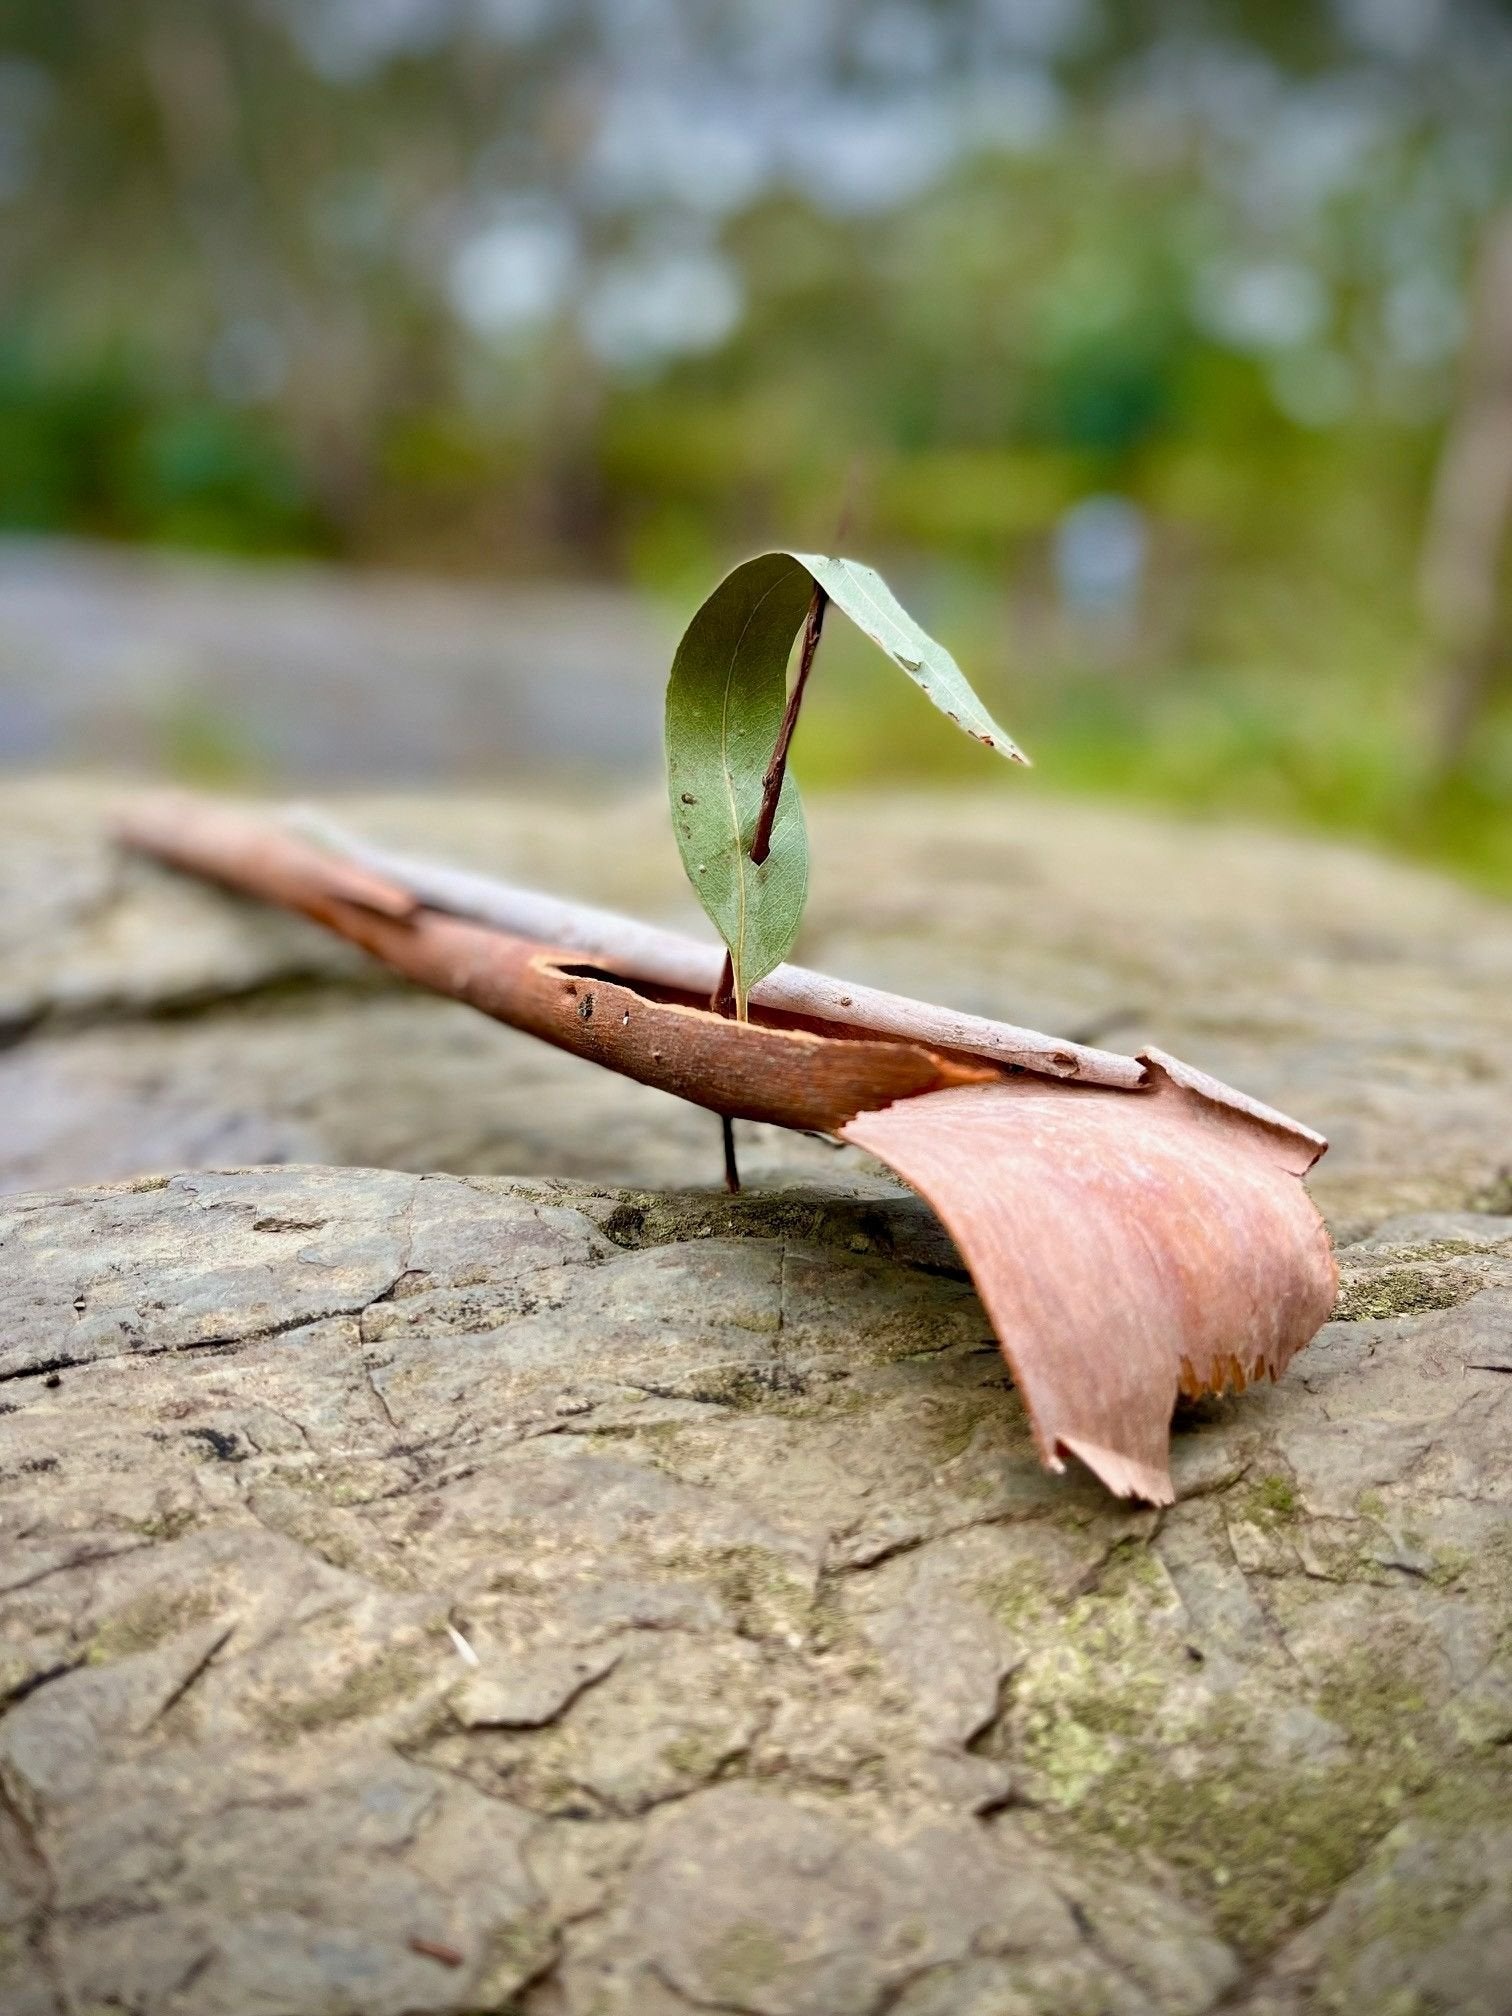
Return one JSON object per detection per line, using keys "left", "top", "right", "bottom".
{"left": 116, "top": 797, "right": 998, "bottom": 1133}
{"left": 117, "top": 792, "right": 1337, "bottom": 1504}
{"left": 844, "top": 1072, "right": 1336, "bottom": 1504}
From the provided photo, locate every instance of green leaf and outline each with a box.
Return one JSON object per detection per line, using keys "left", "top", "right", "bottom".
{"left": 795, "top": 553, "right": 1029, "bottom": 763}
{"left": 665, "top": 550, "right": 1026, "bottom": 1016}
{"left": 665, "top": 553, "right": 815, "bottom": 1016}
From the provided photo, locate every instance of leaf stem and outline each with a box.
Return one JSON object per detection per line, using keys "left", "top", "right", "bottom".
{"left": 710, "top": 958, "right": 741, "bottom": 1184}
{"left": 749, "top": 581, "right": 829, "bottom": 868}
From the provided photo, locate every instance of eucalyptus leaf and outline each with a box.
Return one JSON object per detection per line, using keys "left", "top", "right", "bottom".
{"left": 665, "top": 553, "right": 815, "bottom": 1016}
{"left": 665, "top": 550, "right": 1026, "bottom": 1015}
{"left": 795, "top": 553, "right": 1029, "bottom": 763}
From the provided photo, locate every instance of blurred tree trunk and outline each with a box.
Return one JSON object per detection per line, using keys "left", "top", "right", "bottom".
{"left": 143, "top": 1, "right": 264, "bottom": 329}
{"left": 143, "top": 0, "right": 380, "bottom": 547}
{"left": 1419, "top": 207, "right": 1512, "bottom": 775}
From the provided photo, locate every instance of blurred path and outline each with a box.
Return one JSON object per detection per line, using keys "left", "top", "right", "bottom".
{"left": 0, "top": 537, "right": 674, "bottom": 781}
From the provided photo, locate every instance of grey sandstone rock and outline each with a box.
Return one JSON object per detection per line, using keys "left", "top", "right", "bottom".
{"left": 2, "top": 1169, "right": 1511, "bottom": 2014}
{"left": 2, "top": 776, "right": 1511, "bottom": 2014}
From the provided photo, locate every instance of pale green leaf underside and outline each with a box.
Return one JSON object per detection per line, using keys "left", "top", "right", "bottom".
{"left": 666, "top": 550, "right": 1025, "bottom": 1014}
{"left": 794, "top": 553, "right": 1028, "bottom": 764}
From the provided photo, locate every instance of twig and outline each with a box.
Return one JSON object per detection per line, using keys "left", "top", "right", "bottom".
{"left": 409, "top": 1938, "right": 464, "bottom": 1968}
{"left": 711, "top": 570, "right": 834, "bottom": 1187}
{"left": 748, "top": 465, "right": 861, "bottom": 871}
{"left": 718, "top": 569, "right": 830, "bottom": 1182}
{"left": 749, "top": 582, "right": 829, "bottom": 867}
{"left": 113, "top": 793, "right": 1337, "bottom": 1511}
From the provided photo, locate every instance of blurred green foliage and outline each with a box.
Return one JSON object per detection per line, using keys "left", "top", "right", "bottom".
{"left": 0, "top": 337, "right": 322, "bottom": 552}
{"left": 0, "top": 0, "right": 1509, "bottom": 887}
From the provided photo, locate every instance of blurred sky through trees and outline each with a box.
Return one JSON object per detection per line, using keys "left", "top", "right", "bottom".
{"left": 1, "top": 0, "right": 1510, "bottom": 885}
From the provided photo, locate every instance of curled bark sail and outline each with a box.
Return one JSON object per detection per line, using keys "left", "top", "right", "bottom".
{"left": 844, "top": 1069, "right": 1335, "bottom": 1504}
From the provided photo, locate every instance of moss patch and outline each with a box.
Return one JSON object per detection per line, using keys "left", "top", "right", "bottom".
{"left": 1011, "top": 1550, "right": 1450, "bottom": 1959}
{"left": 975, "top": 1563, "right": 1054, "bottom": 1633}
{"left": 660, "top": 1731, "right": 743, "bottom": 1783}
{"left": 1333, "top": 1268, "right": 1480, "bottom": 1322}
{"left": 258, "top": 1646, "right": 429, "bottom": 1738}
{"left": 124, "top": 1505, "right": 199, "bottom": 1543}
{"left": 915, "top": 1395, "right": 990, "bottom": 1466}
{"left": 1045, "top": 1684, "right": 1437, "bottom": 1957}
{"left": 87, "top": 1584, "right": 216, "bottom": 1664}
{"left": 475, "top": 1915, "right": 560, "bottom": 2003}
{"left": 662, "top": 1544, "right": 815, "bottom": 1643}
{"left": 599, "top": 1191, "right": 900, "bottom": 1256}
{"left": 1242, "top": 1473, "right": 1299, "bottom": 1526}
{"left": 699, "top": 1921, "right": 787, "bottom": 2004}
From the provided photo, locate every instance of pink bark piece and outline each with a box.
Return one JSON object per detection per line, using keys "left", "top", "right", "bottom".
{"left": 842, "top": 1062, "right": 1338, "bottom": 1503}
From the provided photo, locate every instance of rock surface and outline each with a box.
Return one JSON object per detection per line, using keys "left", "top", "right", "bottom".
{"left": 2, "top": 775, "right": 1511, "bottom": 2014}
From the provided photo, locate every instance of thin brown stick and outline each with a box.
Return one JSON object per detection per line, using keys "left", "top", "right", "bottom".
{"left": 122, "top": 796, "right": 1332, "bottom": 1153}
{"left": 408, "top": 1938, "right": 465, "bottom": 1968}
{"left": 720, "top": 1115, "right": 741, "bottom": 1194}
{"left": 286, "top": 809, "right": 1155, "bottom": 1089}
{"left": 748, "top": 468, "right": 861, "bottom": 870}
{"left": 749, "top": 582, "right": 829, "bottom": 868}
